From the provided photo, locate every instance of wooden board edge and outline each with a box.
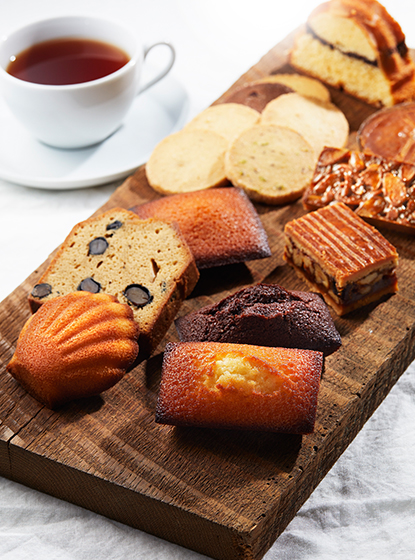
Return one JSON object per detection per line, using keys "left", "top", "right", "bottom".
{"left": 7, "top": 442, "right": 259, "bottom": 560}
{"left": 1, "top": 29, "right": 415, "bottom": 560}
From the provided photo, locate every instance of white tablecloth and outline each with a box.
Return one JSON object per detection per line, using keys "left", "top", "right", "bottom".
{"left": 1, "top": 1, "right": 414, "bottom": 558}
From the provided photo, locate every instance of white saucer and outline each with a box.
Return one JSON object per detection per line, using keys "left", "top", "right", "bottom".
{"left": 0, "top": 72, "right": 189, "bottom": 189}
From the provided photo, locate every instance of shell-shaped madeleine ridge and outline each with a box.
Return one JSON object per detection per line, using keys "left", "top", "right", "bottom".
{"left": 36, "top": 292, "right": 139, "bottom": 358}
{"left": 40, "top": 292, "right": 133, "bottom": 338}
{"left": 61, "top": 338, "right": 140, "bottom": 370}
{"left": 7, "top": 291, "right": 140, "bottom": 408}
{"left": 54, "top": 303, "right": 139, "bottom": 351}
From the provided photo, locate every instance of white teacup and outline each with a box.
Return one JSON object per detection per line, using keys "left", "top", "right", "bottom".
{"left": 0, "top": 16, "right": 175, "bottom": 149}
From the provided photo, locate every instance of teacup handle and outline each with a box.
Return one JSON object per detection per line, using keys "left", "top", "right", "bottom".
{"left": 138, "top": 41, "right": 176, "bottom": 94}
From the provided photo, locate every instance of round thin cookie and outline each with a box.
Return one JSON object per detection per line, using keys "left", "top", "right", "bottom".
{"left": 220, "top": 82, "right": 293, "bottom": 112}
{"left": 357, "top": 102, "right": 415, "bottom": 163}
{"left": 261, "top": 93, "right": 349, "bottom": 157}
{"left": 184, "top": 103, "right": 260, "bottom": 143}
{"left": 225, "top": 125, "right": 316, "bottom": 205}
{"left": 146, "top": 129, "right": 229, "bottom": 195}
{"left": 254, "top": 73, "right": 331, "bottom": 102}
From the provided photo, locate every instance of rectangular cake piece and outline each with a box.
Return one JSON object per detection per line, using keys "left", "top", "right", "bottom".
{"left": 156, "top": 341, "right": 322, "bottom": 434}
{"left": 28, "top": 208, "right": 199, "bottom": 357}
{"left": 131, "top": 187, "right": 271, "bottom": 269}
{"left": 289, "top": 0, "right": 415, "bottom": 108}
{"left": 302, "top": 146, "right": 415, "bottom": 234}
{"left": 284, "top": 202, "right": 399, "bottom": 315}
{"left": 175, "top": 283, "right": 342, "bottom": 357}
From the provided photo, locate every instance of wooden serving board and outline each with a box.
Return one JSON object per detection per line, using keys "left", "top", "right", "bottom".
{"left": 1, "top": 28, "right": 415, "bottom": 560}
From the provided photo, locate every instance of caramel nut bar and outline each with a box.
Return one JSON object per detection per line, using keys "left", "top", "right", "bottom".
{"left": 284, "top": 202, "right": 399, "bottom": 316}
{"left": 302, "top": 146, "right": 415, "bottom": 233}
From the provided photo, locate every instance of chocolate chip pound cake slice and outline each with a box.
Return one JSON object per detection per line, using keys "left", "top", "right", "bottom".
{"left": 290, "top": 0, "right": 415, "bottom": 107}
{"left": 284, "top": 202, "right": 399, "bottom": 315}
{"left": 29, "top": 208, "right": 199, "bottom": 356}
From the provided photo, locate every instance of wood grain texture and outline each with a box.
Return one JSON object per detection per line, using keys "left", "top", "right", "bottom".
{"left": 1, "top": 31, "right": 415, "bottom": 560}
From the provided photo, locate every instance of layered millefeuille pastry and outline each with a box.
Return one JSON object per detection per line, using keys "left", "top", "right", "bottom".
{"left": 284, "top": 202, "right": 399, "bottom": 315}
{"left": 302, "top": 147, "right": 415, "bottom": 234}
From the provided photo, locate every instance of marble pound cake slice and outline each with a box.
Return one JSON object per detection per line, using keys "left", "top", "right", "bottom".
{"left": 29, "top": 208, "right": 199, "bottom": 356}
{"left": 284, "top": 202, "right": 399, "bottom": 315}
{"left": 290, "top": 0, "right": 415, "bottom": 107}
{"left": 156, "top": 341, "right": 323, "bottom": 434}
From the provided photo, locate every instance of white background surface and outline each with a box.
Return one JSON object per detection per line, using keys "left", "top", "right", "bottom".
{"left": 0, "top": 1, "right": 415, "bottom": 559}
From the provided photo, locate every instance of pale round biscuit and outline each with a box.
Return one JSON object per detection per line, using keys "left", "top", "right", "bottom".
{"left": 145, "top": 128, "right": 229, "bottom": 195}
{"left": 254, "top": 73, "right": 331, "bottom": 102}
{"left": 184, "top": 103, "right": 260, "bottom": 143}
{"left": 225, "top": 124, "right": 316, "bottom": 205}
{"left": 260, "top": 93, "right": 349, "bottom": 157}
{"left": 219, "top": 82, "right": 293, "bottom": 112}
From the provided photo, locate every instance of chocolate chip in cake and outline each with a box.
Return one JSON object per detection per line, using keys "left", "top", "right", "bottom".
{"left": 124, "top": 284, "right": 153, "bottom": 308}
{"left": 88, "top": 237, "right": 109, "bottom": 255}
{"left": 31, "top": 283, "right": 52, "bottom": 299}
{"left": 106, "top": 220, "right": 123, "bottom": 231}
{"left": 78, "top": 277, "right": 101, "bottom": 293}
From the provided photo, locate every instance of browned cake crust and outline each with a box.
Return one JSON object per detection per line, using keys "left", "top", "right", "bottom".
{"left": 290, "top": 0, "right": 415, "bottom": 107}
{"left": 28, "top": 208, "right": 199, "bottom": 357}
{"left": 132, "top": 187, "right": 271, "bottom": 269}
{"left": 175, "top": 283, "right": 341, "bottom": 356}
{"left": 357, "top": 102, "right": 415, "bottom": 164}
{"left": 7, "top": 292, "right": 139, "bottom": 408}
{"left": 156, "top": 341, "right": 323, "bottom": 434}
{"left": 284, "top": 202, "right": 399, "bottom": 315}
{"left": 311, "top": 0, "right": 412, "bottom": 79}
{"left": 302, "top": 146, "right": 415, "bottom": 233}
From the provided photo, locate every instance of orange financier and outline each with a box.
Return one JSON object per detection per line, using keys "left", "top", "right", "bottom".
{"left": 156, "top": 341, "right": 323, "bottom": 434}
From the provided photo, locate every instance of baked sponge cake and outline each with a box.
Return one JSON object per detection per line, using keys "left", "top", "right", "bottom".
{"left": 29, "top": 208, "right": 199, "bottom": 356}
{"left": 7, "top": 292, "right": 139, "bottom": 408}
{"left": 131, "top": 187, "right": 271, "bottom": 269}
{"left": 175, "top": 283, "right": 341, "bottom": 356}
{"left": 290, "top": 0, "right": 415, "bottom": 107}
{"left": 156, "top": 341, "right": 322, "bottom": 434}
